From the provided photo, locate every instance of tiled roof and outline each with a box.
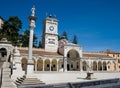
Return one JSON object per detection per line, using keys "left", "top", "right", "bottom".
{"left": 18, "top": 48, "right": 115, "bottom": 59}
{"left": 83, "top": 52, "right": 113, "bottom": 58}
{"left": 106, "top": 52, "right": 120, "bottom": 54}
{"left": 19, "top": 48, "right": 62, "bottom": 56}
{"left": 102, "top": 50, "right": 120, "bottom": 54}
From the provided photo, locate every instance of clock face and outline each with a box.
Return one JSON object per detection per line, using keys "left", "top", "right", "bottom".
{"left": 49, "top": 26, "right": 54, "bottom": 31}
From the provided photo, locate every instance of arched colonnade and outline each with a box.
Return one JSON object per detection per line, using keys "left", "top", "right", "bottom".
{"left": 21, "top": 57, "right": 63, "bottom": 72}
{"left": 82, "top": 60, "right": 116, "bottom": 71}
{"left": 21, "top": 57, "right": 116, "bottom": 72}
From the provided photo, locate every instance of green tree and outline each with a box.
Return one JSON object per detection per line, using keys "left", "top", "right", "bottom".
{"left": 38, "top": 41, "right": 42, "bottom": 48}
{"left": 61, "top": 31, "right": 68, "bottom": 40}
{"left": 33, "top": 34, "right": 38, "bottom": 48}
{"left": 73, "top": 35, "right": 77, "bottom": 44}
{"left": 19, "top": 30, "right": 38, "bottom": 47}
{"left": 0, "top": 16, "right": 22, "bottom": 45}
{"left": 20, "top": 30, "right": 29, "bottom": 47}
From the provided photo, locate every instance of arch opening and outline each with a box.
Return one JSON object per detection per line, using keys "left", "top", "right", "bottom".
{"left": 98, "top": 61, "right": 102, "bottom": 71}
{"left": 37, "top": 58, "right": 43, "bottom": 71}
{"left": 82, "top": 61, "right": 87, "bottom": 71}
{"left": 51, "top": 59, "right": 57, "bottom": 71}
{"left": 0, "top": 48, "right": 7, "bottom": 61}
{"left": 44, "top": 59, "right": 50, "bottom": 71}
{"left": 67, "top": 49, "right": 80, "bottom": 71}
{"left": 103, "top": 62, "right": 107, "bottom": 71}
{"left": 93, "top": 61, "right": 97, "bottom": 71}
{"left": 21, "top": 58, "right": 27, "bottom": 71}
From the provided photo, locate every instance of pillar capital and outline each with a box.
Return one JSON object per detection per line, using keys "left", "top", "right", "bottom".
{"left": 27, "top": 59, "right": 34, "bottom": 65}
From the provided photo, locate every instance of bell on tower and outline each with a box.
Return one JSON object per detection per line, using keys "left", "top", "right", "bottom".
{"left": 42, "top": 14, "right": 58, "bottom": 52}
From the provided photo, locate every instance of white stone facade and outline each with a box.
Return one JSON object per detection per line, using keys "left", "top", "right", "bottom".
{"left": 0, "top": 17, "right": 4, "bottom": 29}
{"left": 0, "top": 15, "right": 117, "bottom": 82}
{"left": 42, "top": 17, "right": 58, "bottom": 52}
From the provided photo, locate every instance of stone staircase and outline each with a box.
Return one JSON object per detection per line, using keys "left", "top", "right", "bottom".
{"left": 1, "top": 62, "right": 17, "bottom": 88}
{"left": 15, "top": 75, "right": 45, "bottom": 87}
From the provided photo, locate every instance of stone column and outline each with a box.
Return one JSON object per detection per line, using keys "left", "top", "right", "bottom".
{"left": 80, "top": 59, "right": 83, "bottom": 72}
{"left": 57, "top": 59, "right": 59, "bottom": 72}
{"left": 27, "top": 6, "right": 37, "bottom": 74}
{"left": 115, "top": 61, "right": 118, "bottom": 71}
{"left": 43, "top": 59, "right": 45, "bottom": 71}
{"left": 50, "top": 59, "right": 52, "bottom": 71}
{"left": 63, "top": 57, "right": 67, "bottom": 72}
{"left": 35, "top": 59, "right": 37, "bottom": 71}
{"left": 97, "top": 61, "right": 98, "bottom": 71}
{"left": 102, "top": 61, "right": 103, "bottom": 71}
{"left": 91, "top": 61, "right": 93, "bottom": 71}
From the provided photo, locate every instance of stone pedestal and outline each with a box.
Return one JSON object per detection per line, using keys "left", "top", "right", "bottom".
{"left": 11, "top": 47, "right": 25, "bottom": 80}
{"left": 26, "top": 64, "right": 34, "bottom": 74}
{"left": 26, "top": 59, "right": 34, "bottom": 74}
{"left": 1, "top": 62, "right": 17, "bottom": 88}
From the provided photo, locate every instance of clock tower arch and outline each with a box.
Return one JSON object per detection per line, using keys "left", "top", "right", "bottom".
{"left": 42, "top": 15, "right": 58, "bottom": 52}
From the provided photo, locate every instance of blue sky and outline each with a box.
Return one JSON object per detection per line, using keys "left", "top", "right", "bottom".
{"left": 0, "top": 0, "right": 120, "bottom": 52}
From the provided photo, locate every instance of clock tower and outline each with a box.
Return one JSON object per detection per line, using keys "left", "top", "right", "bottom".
{"left": 42, "top": 15, "right": 58, "bottom": 52}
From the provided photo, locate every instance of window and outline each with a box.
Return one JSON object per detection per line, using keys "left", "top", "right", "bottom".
{"left": 108, "top": 66, "right": 110, "bottom": 69}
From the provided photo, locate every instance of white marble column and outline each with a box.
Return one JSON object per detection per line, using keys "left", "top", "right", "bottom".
{"left": 27, "top": 6, "right": 37, "bottom": 74}
{"left": 115, "top": 61, "right": 118, "bottom": 71}
{"left": 35, "top": 59, "right": 37, "bottom": 71}
{"left": 50, "top": 59, "right": 52, "bottom": 71}
{"left": 97, "top": 61, "right": 98, "bottom": 71}
{"left": 63, "top": 57, "right": 67, "bottom": 72}
{"left": 57, "top": 59, "right": 59, "bottom": 72}
{"left": 80, "top": 59, "right": 83, "bottom": 72}
{"left": 102, "top": 61, "right": 103, "bottom": 71}
{"left": 107, "top": 64, "right": 109, "bottom": 71}
{"left": 43, "top": 59, "right": 45, "bottom": 71}
{"left": 91, "top": 61, "right": 93, "bottom": 71}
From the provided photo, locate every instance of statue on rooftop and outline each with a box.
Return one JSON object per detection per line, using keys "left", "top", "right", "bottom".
{"left": 31, "top": 6, "right": 35, "bottom": 16}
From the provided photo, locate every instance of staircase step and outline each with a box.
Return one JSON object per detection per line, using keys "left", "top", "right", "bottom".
{"left": 22, "top": 78, "right": 45, "bottom": 85}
